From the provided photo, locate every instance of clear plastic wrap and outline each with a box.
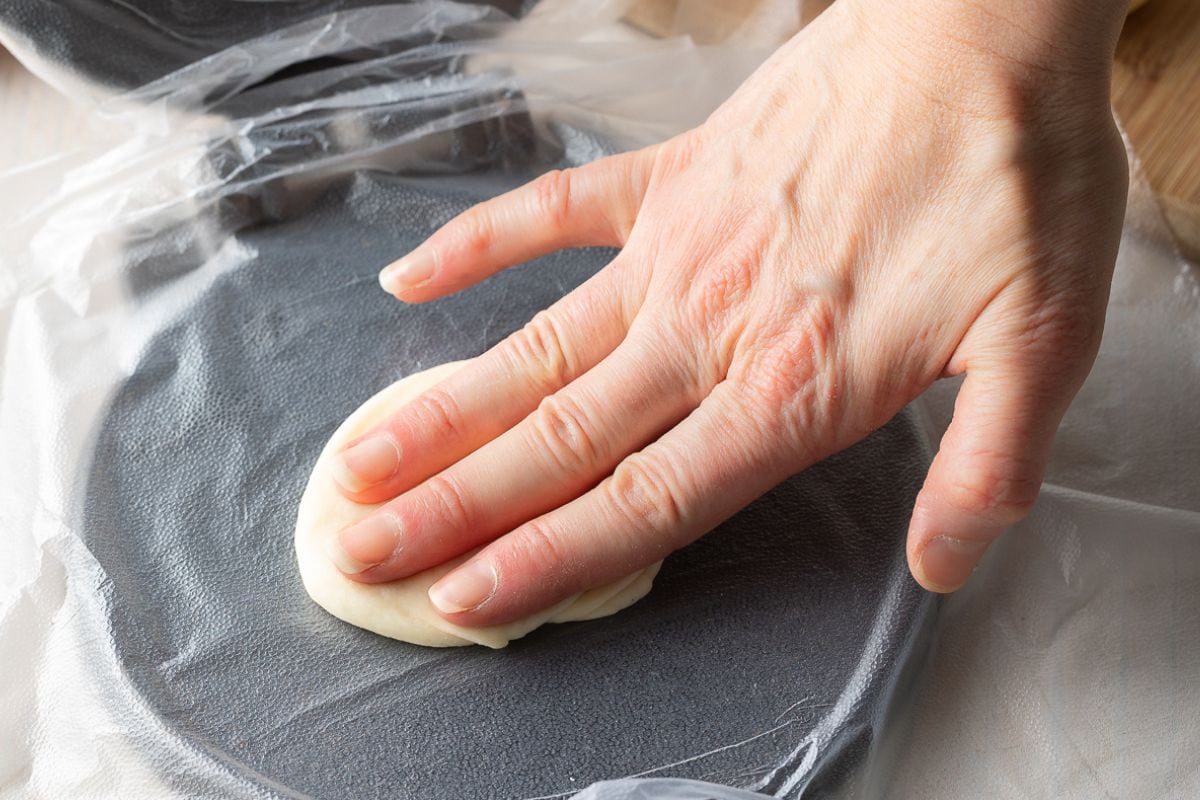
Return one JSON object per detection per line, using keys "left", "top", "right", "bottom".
{"left": 880, "top": 162, "right": 1200, "bottom": 800}
{"left": 1, "top": 3, "right": 1196, "bottom": 799}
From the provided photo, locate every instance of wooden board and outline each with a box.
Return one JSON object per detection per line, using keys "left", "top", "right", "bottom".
{"left": 1113, "top": 0, "right": 1200, "bottom": 260}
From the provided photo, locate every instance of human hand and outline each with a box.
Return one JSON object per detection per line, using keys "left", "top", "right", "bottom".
{"left": 325, "top": 0, "right": 1130, "bottom": 623}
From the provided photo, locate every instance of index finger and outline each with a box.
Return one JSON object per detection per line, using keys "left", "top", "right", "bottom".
{"left": 330, "top": 263, "right": 637, "bottom": 504}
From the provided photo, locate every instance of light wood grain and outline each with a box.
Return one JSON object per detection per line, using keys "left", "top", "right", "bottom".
{"left": 1113, "top": 0, "right": 1200, "bottom": 260}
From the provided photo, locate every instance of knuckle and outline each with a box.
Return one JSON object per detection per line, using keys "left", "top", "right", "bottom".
{"left": 734, "top": 339, "right": 832, "bottom": 445}
{"left": 758, "top": 300, "right": 843, "bottom": 422}
{"left": 746, "top": 353, "right": 807, "bottom": 411}
{"left": 529, "top": 392, "right": 605, "bottom": 474}
{"left": 504, "top": 310, "right": 574, "bottom": 391}
{"left": 530, "top": 168, "right": 574, "bottom": 230}
{"left": 410, "top": 386, "right": 466, "bottom": 442}
{"left": 944, "top": 457, "right": 1041, "bottom": 523}
{"left": 604, "top": 454, "right": 685, "bottom": 539}
{"left": 684, "top": 256, "right": 758, "bottom": 333}
{"left": 510, "top": 518, "right": 571, "bottom": 577}
{"left": 455, "top": 208, "right": 496, "bottom": 259}
{"left": 422, "top": 473, "right": 474, "bottom": 530}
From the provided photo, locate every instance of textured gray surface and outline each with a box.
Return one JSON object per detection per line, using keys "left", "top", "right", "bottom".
{"left": 80, "top": 161, "right": 933, "bottom": 798}
{"left": 27, "top": 4, "right": 940, "bottom": 793}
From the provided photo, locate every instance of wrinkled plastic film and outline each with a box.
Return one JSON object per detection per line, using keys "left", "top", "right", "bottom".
{"left": 1, "top": 3, "right": 1196, "bottom": 799}
{"left": 879, "top": 157, "right": 1200, "bottom": 800}
{"left": 1, "top": 5, "right": 930, "bottom": 799}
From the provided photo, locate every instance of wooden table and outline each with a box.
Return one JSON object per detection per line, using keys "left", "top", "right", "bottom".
{"left": 627, "top": 0, "right": 1200, "bottom": 261}
{"left": 1114, "top": 0, "right": 1200, "bottom": 260}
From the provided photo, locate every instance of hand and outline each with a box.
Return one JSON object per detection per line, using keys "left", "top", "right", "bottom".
{"left": 325, "top": 0, "right": 1129, "bottom": 624}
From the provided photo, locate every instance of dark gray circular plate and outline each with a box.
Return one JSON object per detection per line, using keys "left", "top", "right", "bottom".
{"left": 81, "top": 165, "right": 931, "bottom": 799}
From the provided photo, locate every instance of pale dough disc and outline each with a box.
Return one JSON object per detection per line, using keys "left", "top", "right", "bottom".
{"left": 295, "top": 359, "right": 661, "bottom": 648}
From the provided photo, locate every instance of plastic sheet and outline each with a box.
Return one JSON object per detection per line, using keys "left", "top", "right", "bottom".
{"left": 879, "top": 161, "right": 1200, "bottom": 800}
{"left": 0, "top": 4, "right": 928, "bottom": 798}
{"left": 1, "top": 3, "right": 1196, "bottom": 799}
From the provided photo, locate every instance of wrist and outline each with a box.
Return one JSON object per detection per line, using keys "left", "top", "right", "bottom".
{"left": 845, "top": 0, "right": 1128, "bottom": 109}
{"left": 957, "top": 0, "right": 1126, "bottom": 63}
{"left": 854, "top": 0, "right": 1127, "bottom": 71}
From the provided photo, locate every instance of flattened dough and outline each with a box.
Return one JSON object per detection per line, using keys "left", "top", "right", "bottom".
{"left": 295, "top": 360, "right": 661, "bottom": 648}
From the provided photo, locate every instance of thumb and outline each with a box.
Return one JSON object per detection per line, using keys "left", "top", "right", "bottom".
{"left": 907, "top": 324, "right": 1097, "bottom": 592}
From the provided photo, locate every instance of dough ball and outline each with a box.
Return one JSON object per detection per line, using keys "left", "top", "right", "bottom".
{"left": 294, "top": 360, "right": 661, "bottom": 648}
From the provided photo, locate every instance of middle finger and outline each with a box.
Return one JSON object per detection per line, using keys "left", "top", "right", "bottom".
{"left": 331, "top": 331, "right": 701, "bottom": 581}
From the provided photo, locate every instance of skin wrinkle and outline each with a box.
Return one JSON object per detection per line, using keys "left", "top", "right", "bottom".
{"left": 506, "top": 309, "right": 576, "bottom": 392}
{"left": 454, "top": 204, "right": 498, "bottom": 264}
{"left": 530, "top": 168, "right": 575, "bottom": 235}
{"left": 633, "top": 312, "right": 724, "bottom": 409}
{"left": 394, "top": 386, "right": 461, "bottom": 451}
{"left": 529, "top": 391, "right": 608, "bottom": 477}
{"left": 336, "top": 0, "right": 1132, "bottom": 620}
{"left": 608, "top": 453, "right": 688, "bottom": 540}
{"left": 727, "top": 313, "right": 830, "bottom": 466}
{"left": 683, "top": 239, "right": 760, "bottom": 337}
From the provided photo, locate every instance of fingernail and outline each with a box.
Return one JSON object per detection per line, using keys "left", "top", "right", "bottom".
{"left": 916, "top": 536, "right": 991, "bottom": 592}
{"left": 428, "top": 560, "right": 497, "bottom": 614}
{"left": 379, "top": 249, "right": 436, "bottom": 295}
{"left": 325, "top": 513, "right": 402, "bottom": 574}
{"left": 330, "top": 434, "right": 401, "bottom": 493}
